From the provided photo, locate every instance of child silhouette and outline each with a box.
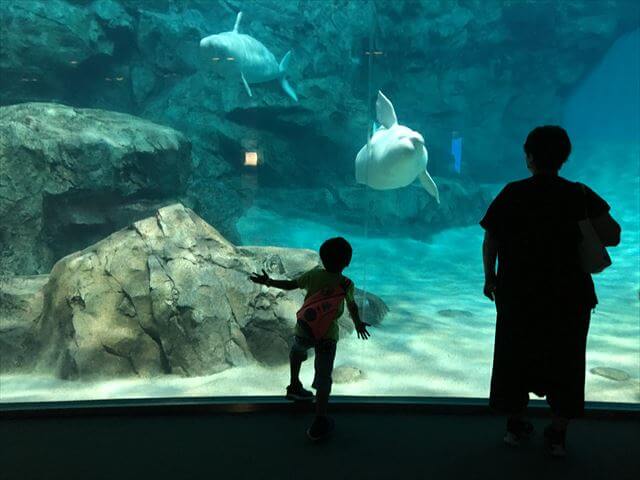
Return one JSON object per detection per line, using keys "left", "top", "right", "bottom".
{"left": 250, "top": 237, "right": 370, "bottom": 440}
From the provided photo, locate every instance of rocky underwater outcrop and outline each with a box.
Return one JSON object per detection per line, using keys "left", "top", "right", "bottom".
{"left": 0, "top": 102, "right": 192, "bottom": 275}
{"left": 0, "top": 204, "right": 388, "bottom": 380}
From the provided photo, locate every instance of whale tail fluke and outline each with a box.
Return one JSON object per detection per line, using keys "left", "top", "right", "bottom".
{"left": 279, "top": 51, "right": 298, "bottom": 102}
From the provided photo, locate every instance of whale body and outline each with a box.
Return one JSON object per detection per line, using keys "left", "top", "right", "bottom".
{"left": 355, "top": 91, "right": 439, "bottom": 203}
{"left": 199, "top": 12, "right": 297, "bottom": 101}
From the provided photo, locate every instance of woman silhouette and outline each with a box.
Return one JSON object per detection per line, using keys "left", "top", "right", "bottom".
{"left": 480, "top": 126, "right": 621, "bottom": 457}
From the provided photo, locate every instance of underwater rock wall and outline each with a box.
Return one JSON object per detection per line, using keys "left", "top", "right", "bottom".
{"left": 1, "top": 0, "right": 637, "bottom": 261}
{"left": 0, "top": 102, "right": 191, "bottom": 275}
{"left": 252, "top": 177, "right": 492, "bottom": 239}
{"left": 0, "top": 204, "right": 388, "bottom": 379}
{"left": 2, "top": 1, "right": 637, "bottom": 171}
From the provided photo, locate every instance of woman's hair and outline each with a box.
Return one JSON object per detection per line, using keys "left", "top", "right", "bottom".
{"left": 320, "top": 237, "right": 352, "bottom": 273}
{"left": 523, "top": 126, "right": 572, "bottom": 171}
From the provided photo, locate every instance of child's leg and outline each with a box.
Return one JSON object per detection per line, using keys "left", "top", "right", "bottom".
{"left": 290, "top": 356, "right": 303, "bottom": 386}
{"left": 289, "top": 336, "right": 310, "bottom": 386}
{"left": 312, "top": 340, "right": 337, "bottom": 417}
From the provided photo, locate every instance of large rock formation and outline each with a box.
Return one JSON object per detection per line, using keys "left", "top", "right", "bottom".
{"left": 1, "top": 204, "right": 387, "bottom": 379}
{"left": 0, "top": 102, "right": 191, "bottom": 275}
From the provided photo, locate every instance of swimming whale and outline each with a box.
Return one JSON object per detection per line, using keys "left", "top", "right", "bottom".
{"left": 355, "top": 91, "right": 440, "bottom": 203}
{"left": 199, "top": 11, "right": 298, "bottom": 102}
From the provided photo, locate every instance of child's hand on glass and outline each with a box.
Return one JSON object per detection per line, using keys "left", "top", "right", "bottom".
{"left": 249, "top": 269, "right": 271, "bottom": 286}
{"left": 355, "top": 320, "right": 371, "bottom": 340}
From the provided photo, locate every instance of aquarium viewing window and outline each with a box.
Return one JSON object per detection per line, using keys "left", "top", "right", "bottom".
{"left": 0, "top": 0, "right": 638, "bottom": 408}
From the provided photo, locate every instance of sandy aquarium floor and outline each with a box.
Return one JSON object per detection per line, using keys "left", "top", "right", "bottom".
{"left": 1, "top": 143, "right": 638, "bottom": 405}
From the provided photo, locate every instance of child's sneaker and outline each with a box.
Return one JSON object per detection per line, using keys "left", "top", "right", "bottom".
{"left": 543, "top": 425, "right": 567, "bottom": 458}
{"left": 306, "top": 415, "right": 335, "bottom": 441}
{"left": 503, "top": 417, "right": 534, "bottom": 446}
{"left": 285, "top": 383, "right": 314, "bottom": 402}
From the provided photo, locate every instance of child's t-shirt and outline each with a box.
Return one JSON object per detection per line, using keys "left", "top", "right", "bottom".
{"left": 294, "top": 266, "right": 356, "bottom": 341}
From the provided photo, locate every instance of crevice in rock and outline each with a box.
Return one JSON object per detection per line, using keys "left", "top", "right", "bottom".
{"left": 226, "top": 106, "right": 310, "bottom": 137}
{"left": 102, "top": 343, "right": 139, "bottom": 375}
{"left": 58, "top": 348, "right": 79, "bottom": 380}
{"left": 104, "top": 268, "right": 138, "bottom": 317}
{"left": 155, "top": 210, "right": 166, "bottom": 236}
{"left": 136, "top": 320, "right": 172, "bottom": 374}
{"left": 66, "top": 292, "right": 86, "bottom": 309}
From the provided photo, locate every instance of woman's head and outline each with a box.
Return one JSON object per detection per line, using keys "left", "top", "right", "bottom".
{"left": 523, "top": 126, "right": 572, "bottom": 173}
{"left": 320, "top": 237, "right": 352, "bottom": 273}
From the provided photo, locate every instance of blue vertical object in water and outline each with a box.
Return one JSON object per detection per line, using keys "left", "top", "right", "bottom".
{"left": 451, "top": 133, "right": 463, "bottom": 174}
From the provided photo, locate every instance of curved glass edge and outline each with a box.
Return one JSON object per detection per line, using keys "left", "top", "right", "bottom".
{"left": 1, "top": 397, "right": 638, "bottom": 419}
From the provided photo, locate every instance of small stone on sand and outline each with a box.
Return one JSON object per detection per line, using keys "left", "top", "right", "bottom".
{"left": 437, "top": 309, "right": 474, "bottom": 318}
{"left": 333, "top": 366, "right": 364, "bottom": 384}
{"left": 590, "top": 367, "right": 631, "bottom": 382}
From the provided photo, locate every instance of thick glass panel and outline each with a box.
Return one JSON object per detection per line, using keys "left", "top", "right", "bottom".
{"left": 0, "top": 1, "right": 638, "bottom": 404}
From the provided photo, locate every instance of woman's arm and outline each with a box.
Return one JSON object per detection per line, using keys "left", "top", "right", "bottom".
{"left": 590, "top": 213, "right": 621, "bottom": 247}
{"left": 482, "top": 231, "right": 498, "bottom": 301}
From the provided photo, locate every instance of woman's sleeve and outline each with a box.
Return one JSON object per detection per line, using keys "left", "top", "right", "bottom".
{"left": 480, "top": 185, "right": 511, "bottom": 233}
{"left": 584, "top": 185, "right": 611, "bottom": 218}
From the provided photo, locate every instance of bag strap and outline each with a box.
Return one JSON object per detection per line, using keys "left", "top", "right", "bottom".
{"left": 577, "top": 182, "right": 589, "bottom": 219}
{"left": 339, "top": 277, "right": 352, "bottom": 293}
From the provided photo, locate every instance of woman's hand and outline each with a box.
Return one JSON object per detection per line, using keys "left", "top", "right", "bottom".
{"left": 483, "top": 275, "right": 497, "bottom": 301}
{"left": 482, "top": 231, "right": 499, "bottom": 302}
{"left": 249, "top": 269, "right": 271, "bottom": 286}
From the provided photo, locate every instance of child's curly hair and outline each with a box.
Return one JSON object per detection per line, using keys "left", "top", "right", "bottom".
{"left": 320, "top": 237, "right": 352, "bottom": 273}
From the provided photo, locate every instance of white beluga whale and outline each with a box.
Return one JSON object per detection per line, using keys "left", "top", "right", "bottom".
{"left": 199, "top": 11, "right": 298, "bottom": 102}
{"left": 355, "top": 91, "right": 439, "bottom": 203}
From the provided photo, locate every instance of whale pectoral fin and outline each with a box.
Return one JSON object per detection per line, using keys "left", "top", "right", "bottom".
{"left": 419, "top": 170, "right": 440, "bottom": 204}
{"left": 241, "top": 72, "right": 253, "bottom": 97}
{"left": 279, "top": 51, "right": 298, "bottom": 102}
{"left": 281, "top": 78, "right": 298, "bottom": 102}
{"left": 279, "top": 51, "right": 292, "bottom": 73}
{"left": 376, "top": 91, "right": 398, "bottom": 128}
{"left": 233, "top": 11, "right": 243, "bottom": 33}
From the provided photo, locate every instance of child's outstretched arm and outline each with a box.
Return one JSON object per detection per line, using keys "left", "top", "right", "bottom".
{"left": 249, "top": 269, "right": 298, "bottom": 290}
{"left": 347, "top": 300, "right": 371, "bottom": 340}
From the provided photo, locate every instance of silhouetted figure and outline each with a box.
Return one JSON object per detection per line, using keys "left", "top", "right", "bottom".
{"left": 480, "top": 126, "right": 621, "bottom": 457}
{"left": 250, "top": 237, "right": 370, "bottom": 441}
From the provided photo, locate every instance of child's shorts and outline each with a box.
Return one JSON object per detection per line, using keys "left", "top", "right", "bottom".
{"left": 290, "top": 335, "right": 337, "bottom": 394}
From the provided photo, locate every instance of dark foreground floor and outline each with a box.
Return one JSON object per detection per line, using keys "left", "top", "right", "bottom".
{"left": 1, "top": 409, "right": 638, "bottom": 480}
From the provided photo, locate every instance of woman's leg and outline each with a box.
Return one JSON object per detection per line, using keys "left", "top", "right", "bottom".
{"left": 551, "top": 414, "right": 569, "bottom": 431}
{"left": 547, "top": 307, "right": 591, "bottom": 429}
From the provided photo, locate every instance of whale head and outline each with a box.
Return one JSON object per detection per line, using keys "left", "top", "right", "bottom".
{"left": 390, "top": 126, "right": 425, "bottom": 158}
{"left": 200, "top": 33, "right": 236, "bottom": 62}
{"left": 398, "top": 131, "right": 424, "bottom": 151}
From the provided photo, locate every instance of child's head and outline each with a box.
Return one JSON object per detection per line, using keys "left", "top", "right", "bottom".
{"left": 319, "top": 237, "right": 352, "bottom": 273}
